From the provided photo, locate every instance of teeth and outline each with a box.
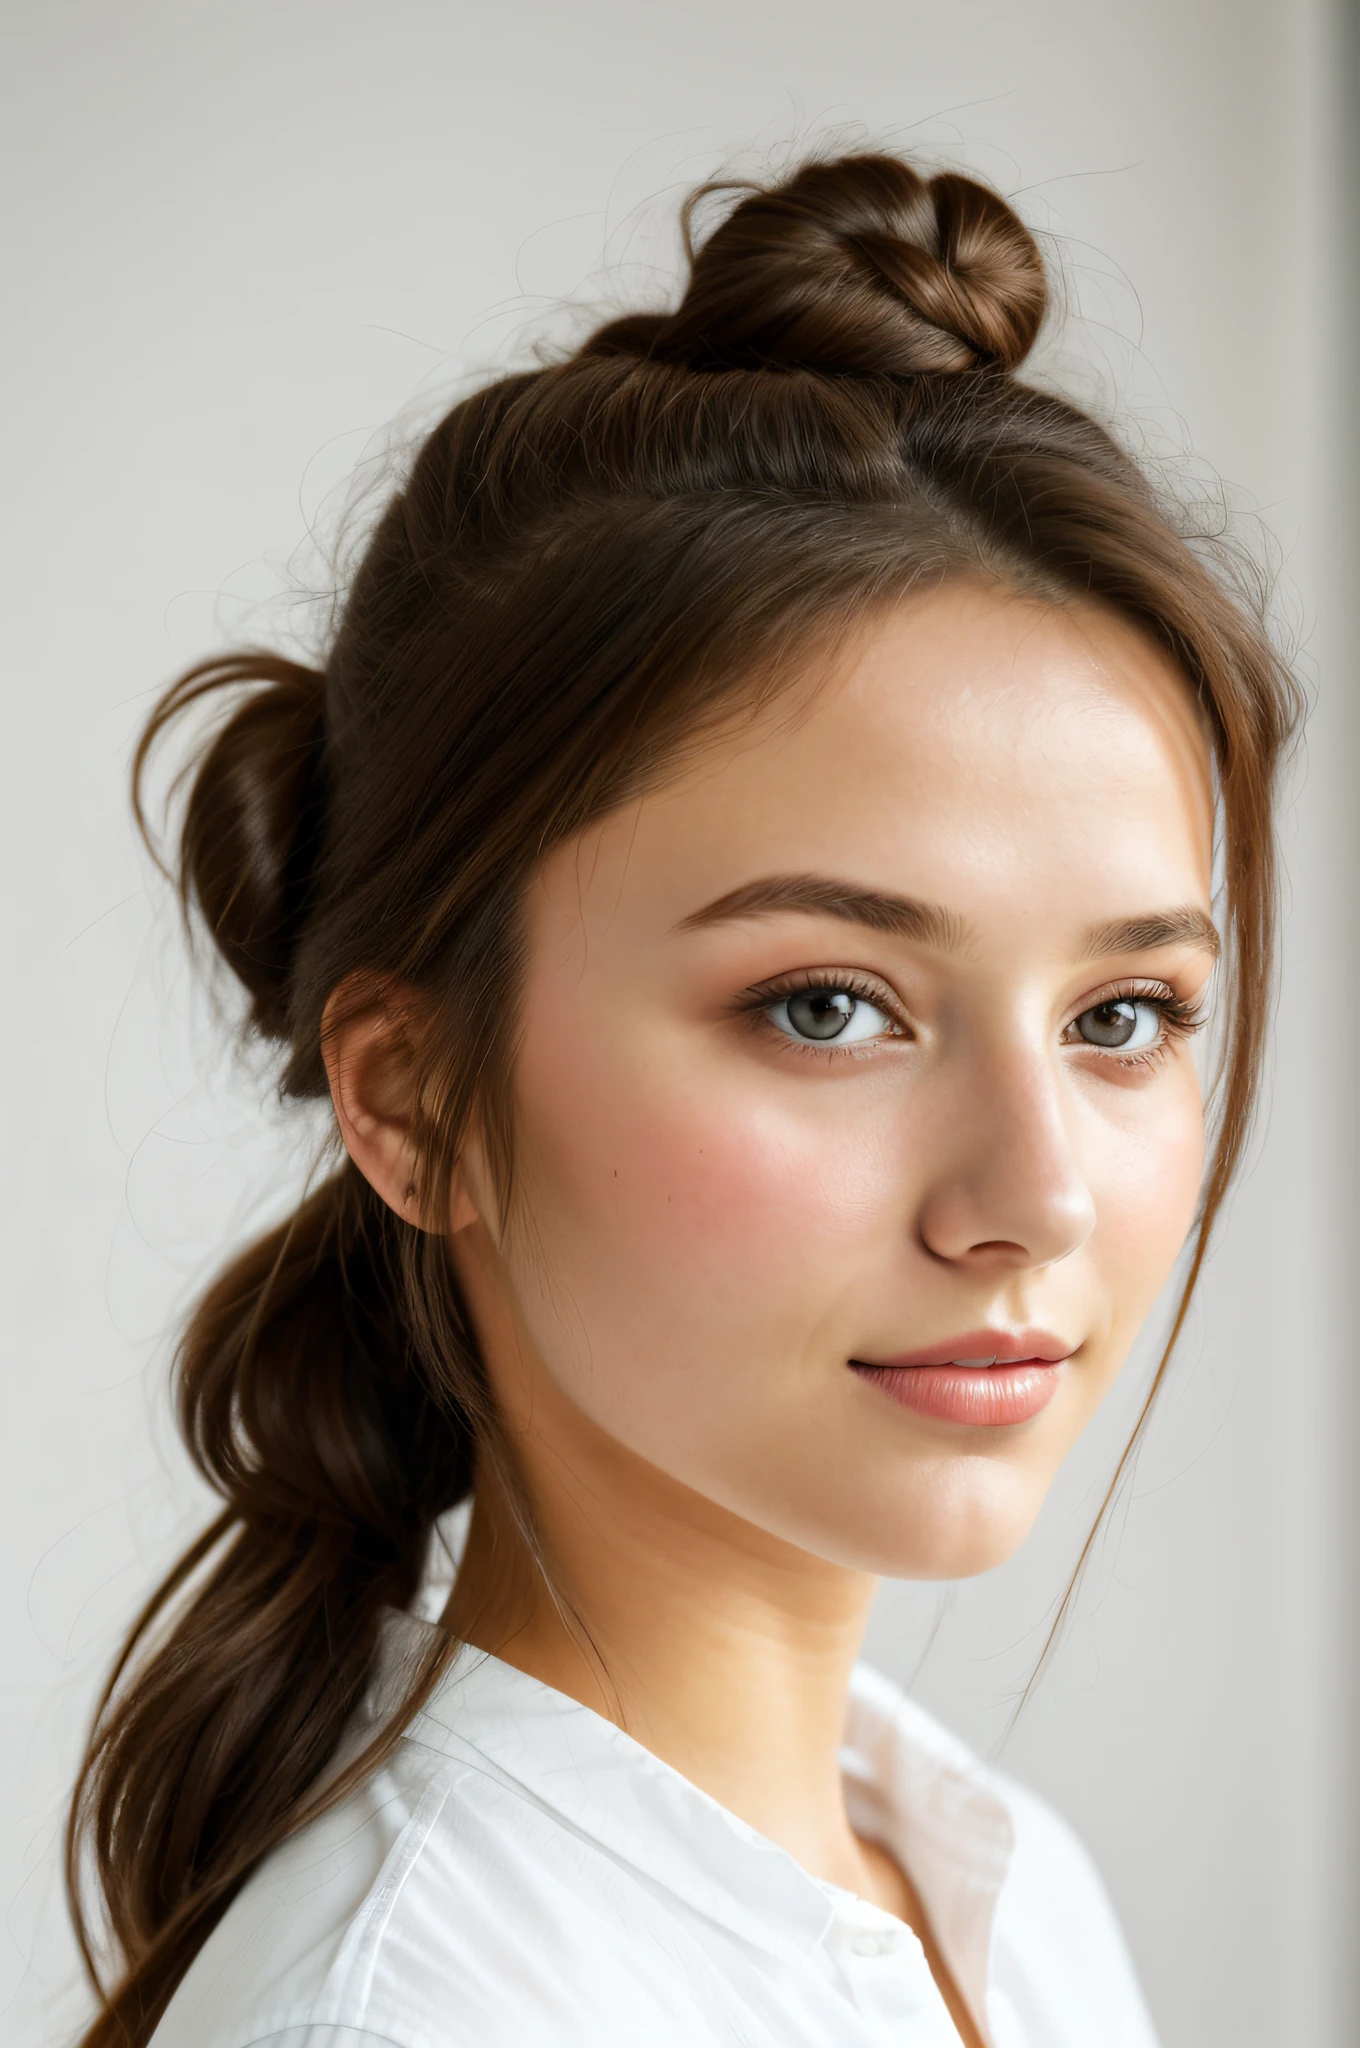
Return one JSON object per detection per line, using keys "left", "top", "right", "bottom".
{"left": 950, "top": 1356, "right": 998, "bottom": 1367}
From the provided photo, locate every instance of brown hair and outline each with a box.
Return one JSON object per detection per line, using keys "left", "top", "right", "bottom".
{"left": 67, "top": 151, "right": 1300, "bottom": 2044}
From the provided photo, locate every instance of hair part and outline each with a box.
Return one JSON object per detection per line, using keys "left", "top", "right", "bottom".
{"left": 68, "top": 149, "right": 1301, "bottom": 2045}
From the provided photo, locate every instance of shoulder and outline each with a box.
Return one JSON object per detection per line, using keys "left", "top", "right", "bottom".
{"left": 151, "top": 1729, "right": 720, "bottom": 2048}
{"left": 149, "top": 1743, "right": 447, "bottom": 2048}
{"left": 849, "top": 1667, "right": 1160, "bottom": 2048}
{"left": 981, "top": 1764, "right": 1161, "bottom": 2047}
{"left": 984, "top": 1755, "right": 1133, "bottom": 1936}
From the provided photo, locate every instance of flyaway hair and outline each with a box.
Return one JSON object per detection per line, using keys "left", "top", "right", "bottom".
{"left": 68, "top": 149, "right": 1301, "bottom": 2046}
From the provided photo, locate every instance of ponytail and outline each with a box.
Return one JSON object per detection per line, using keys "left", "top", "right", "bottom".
{"left": 68, "top": 146, "right": 1301, "bottom": 2046}
{"left": 69, "top": 661, "right": 473, "bottom": 2046}
{"left": 131, "top": 654, "right": 329, "bottom": 1039}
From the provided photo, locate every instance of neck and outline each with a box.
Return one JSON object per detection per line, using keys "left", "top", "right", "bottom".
{"left": 443, "top": 1395, "right": 882, "bottom": 1900}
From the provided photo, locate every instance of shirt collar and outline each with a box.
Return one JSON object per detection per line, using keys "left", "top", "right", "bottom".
{"left": 843, "top": 1663, "right": 1014, "bottom": 2029}
{"left": 366, "top": 1611, "right": 1013, "bottom": 1989}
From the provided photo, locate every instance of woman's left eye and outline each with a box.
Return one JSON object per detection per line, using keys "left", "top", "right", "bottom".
{"left": 767, "top": 985, "right": 897, "bottom": 1047}
{"left": 1069, "top": 997, "right": 1163, "bottom": 1054}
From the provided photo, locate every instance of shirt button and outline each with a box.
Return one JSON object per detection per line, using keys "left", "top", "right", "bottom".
{"left": 850, "top": 1931, "right": 895, "bottom": 1957}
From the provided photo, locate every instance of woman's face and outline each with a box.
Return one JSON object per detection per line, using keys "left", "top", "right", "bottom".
{"left": 463, "top": 581, "right": 1217, "bottom": 1579}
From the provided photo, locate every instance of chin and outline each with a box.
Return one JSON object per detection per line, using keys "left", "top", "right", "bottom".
{"left": 905, "top": 1522, "right": 1035, "bottom": 1582}
{"left": 821, "top": 1470, "right": 1049, "bottom": 1582}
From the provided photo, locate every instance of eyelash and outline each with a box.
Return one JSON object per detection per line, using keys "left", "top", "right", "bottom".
{"left": 732, "top": 968, "right": 906, "bottom": 1062}
{"left": 1063, "top": 981, "right": 1208, "bottom": 1072}
{"left": 733, "top": 970, "right": 1208, "bottom": 1071}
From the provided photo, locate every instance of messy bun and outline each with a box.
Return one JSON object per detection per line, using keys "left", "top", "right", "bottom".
{"left": 133, "top": 653, "right": 328, "bottom": 1039}
{"left": 71, "top": 147, "right": 1299, "bottom": 2048}
{"left": 588, "top": 153, "right": 1047, "bottom": 375}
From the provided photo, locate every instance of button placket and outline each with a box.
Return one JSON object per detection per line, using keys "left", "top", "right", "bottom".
{"left": 825, "top": 1900, "right": 964, "bottom": 2042}
{"left": 850, "top": 1929, "right": 900, "bottom": 1959}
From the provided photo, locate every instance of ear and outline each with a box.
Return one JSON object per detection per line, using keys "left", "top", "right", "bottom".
{"left": 321, "top": 977, "right": 482, "bottom": 1236}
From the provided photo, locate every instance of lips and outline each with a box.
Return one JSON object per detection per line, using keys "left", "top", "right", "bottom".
{"left": 848, "top": 1329, "right": 1076, "bottom": 1428}
{"left": 853, "top": 1328, "right": 1075, "bottom": 1371}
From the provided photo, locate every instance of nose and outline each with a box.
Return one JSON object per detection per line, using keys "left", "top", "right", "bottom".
{"left": 915, "top": 1039, "right": 1096, "bottom": 1271}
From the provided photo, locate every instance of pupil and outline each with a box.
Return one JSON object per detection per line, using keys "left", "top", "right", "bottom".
{"left": 788, "top": 988, "right": 855, "bottom": 1040}
{"left": 1081, "top": 1000, "right": 1137, "bottom": 1047}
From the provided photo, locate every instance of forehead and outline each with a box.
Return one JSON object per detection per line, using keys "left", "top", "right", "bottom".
{"left": 537, "top": 580, "right": 1215, "bottom": 949}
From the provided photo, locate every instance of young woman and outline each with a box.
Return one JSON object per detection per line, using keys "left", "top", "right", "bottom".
{"left": 67, "top": 152, "right": 1299, "bottom": 2048}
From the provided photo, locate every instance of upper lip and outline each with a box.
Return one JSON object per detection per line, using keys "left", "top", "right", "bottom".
{"left": 852, "top": 1328, "right": 1076, "bottom": 1369}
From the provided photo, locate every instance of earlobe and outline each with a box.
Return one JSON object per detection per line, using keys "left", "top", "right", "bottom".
{"left": 321, "top": 980, "right": 430, "bottom": 1227}
{"left": 321, "top": 977, "right": 489, "bottom": 1238}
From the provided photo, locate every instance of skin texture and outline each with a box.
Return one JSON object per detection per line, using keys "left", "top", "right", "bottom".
{"left": 327, "top": 580, "right": 1217, "bottom": 2046}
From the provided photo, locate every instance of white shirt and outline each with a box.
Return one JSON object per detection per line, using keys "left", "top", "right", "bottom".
{"left": 152, "top": 1613, "right": 1160, "bottom": 2048}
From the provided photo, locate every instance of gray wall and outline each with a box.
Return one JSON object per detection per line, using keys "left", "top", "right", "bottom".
{"left": 2, "top": 4, "right": 1351, "bottom": 2043}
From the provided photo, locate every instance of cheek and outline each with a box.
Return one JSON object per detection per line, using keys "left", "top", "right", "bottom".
{"left": 1085, "top": 1063, "right": 1206, "bottom": 1343}
{"left": 504, "top": 1019, "right": 899, "bottom": 1430}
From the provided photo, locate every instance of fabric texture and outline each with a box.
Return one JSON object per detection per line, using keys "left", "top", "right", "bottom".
{"left": 150, "top": 1613, "right": 1160, "bottom": 2048}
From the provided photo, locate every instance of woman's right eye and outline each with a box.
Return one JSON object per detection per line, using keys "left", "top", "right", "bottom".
{"left": 766, "top": 985, "right": 898, "bottom": 1047}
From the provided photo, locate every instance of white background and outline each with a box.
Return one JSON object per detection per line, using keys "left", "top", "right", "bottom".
{"left": 2, "top": 3, "right": 1354, "bottom": 2044}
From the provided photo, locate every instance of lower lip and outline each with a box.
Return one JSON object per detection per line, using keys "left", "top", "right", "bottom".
{"left": 850, "top": 1360, "right": 1063, "bottom": 1426}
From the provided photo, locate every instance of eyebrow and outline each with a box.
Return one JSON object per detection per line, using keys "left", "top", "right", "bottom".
{"left": 673, "top": 874, "right": 968, "bottom": 950}
{"left": 1078, "top": 908, "right": 1220, "bottom": 961}
{"left": 673, "top": 873, "right": 1221, "bottom": 961}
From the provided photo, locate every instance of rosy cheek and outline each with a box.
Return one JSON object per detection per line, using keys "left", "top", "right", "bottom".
{"left": 566, "top": 1086, "right": 863, "bottom": 1284}
{"left": 1088, "top": 1074, "right": 1205, "bottom": 1309}
{"left": 514, "top": 1016, "right": 893, "bottom": 1319}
